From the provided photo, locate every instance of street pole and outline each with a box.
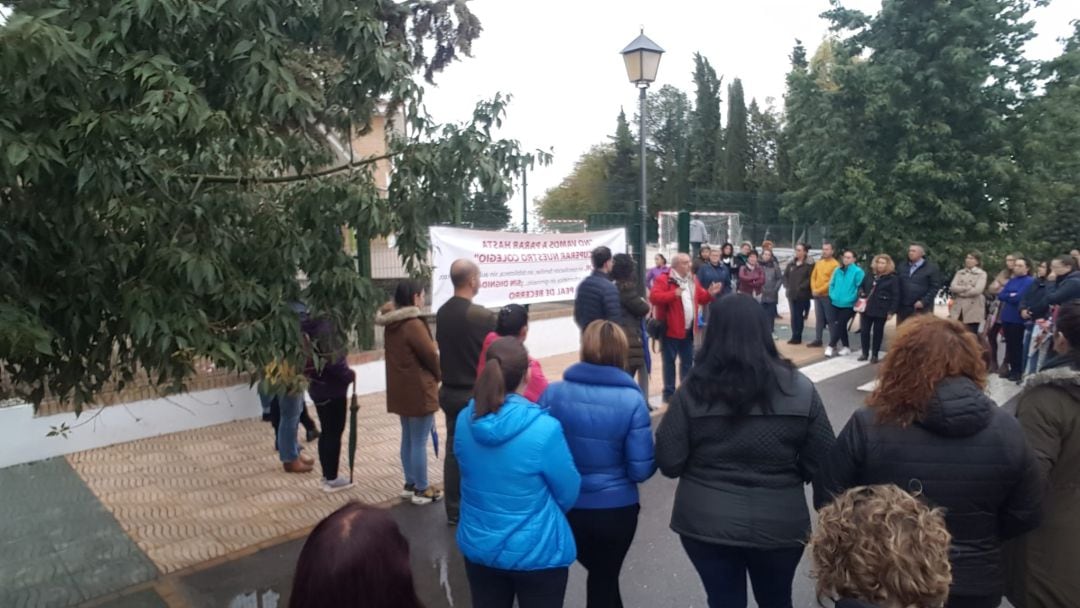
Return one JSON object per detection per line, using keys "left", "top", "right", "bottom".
{"left": 522, "top": 168, "right": 528, "bottom": 233}
{"left": 638, "top": 84, "right": 648, "bottom": 294}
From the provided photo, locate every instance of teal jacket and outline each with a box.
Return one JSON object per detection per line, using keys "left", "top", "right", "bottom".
{"left": 828, "top": 264, "right": 866, "bottom": 309}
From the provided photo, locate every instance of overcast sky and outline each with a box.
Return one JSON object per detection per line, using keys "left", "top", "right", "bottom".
{"left": 420, "top": 0, "right": 1079, "bottom": 226}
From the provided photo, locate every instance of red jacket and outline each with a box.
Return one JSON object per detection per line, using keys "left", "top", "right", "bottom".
{"left": 650, "top": 269, "right": 715, "bottom": 340}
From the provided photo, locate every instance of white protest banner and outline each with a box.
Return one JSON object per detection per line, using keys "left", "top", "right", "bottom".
{"left": 430, "top": 227, "right": 627, "bottom": 310}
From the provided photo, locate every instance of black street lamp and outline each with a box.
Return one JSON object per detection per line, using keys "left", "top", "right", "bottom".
{"left": 621, "top": 30, "right": 664, "bottom": 293}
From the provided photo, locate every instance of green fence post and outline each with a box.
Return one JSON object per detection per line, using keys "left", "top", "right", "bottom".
{"left": 677, "top": 210, "right": 690, "bottom": 254}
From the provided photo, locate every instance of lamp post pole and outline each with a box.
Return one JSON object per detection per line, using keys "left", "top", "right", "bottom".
{"left": 638, "top": 85, "right": 648, "bottom": 293}
{"left": 522, "top": 168, "right": 528, "bottom": 233}
{"left": 621, "top": 29, "right": 662, "bottom": 295}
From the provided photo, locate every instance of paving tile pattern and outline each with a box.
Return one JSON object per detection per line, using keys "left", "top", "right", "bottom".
{"left": 63, "top": 320, "right": 818, "bottom": 578}
{"left": 0, "top": 458, "right": 157, "bottom": 608}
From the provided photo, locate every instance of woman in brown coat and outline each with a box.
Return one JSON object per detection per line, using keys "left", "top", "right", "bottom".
{"left": 375, "top": 279, "right": 443, "bottom": 506}
{"left": 1007, "top": 301, "right": 1080, "bottom": 608}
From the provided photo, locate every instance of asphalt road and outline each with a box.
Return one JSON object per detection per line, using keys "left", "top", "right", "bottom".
{"left": 158, "top": 362, "right": 885, "bottom": 608}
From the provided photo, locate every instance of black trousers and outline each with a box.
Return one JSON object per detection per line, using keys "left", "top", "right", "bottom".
{"left": 464, "top": 561, "right": 568, "bottom": 608}
{"left": 313, "top": 397, "right": 347, "bottom": 481}
{"left": 566, "top": 505, "right": 640, "bottom": 608}
{"left": 829, "top": 307, "right": 854, "bottom": 348}
{"left": 681, "top": 537, "right": 803, "bottom": 608}
{"left": 440, "top": 385, "right": 472, "bottom": 522}
{"left": 1003, "top": 323, "right": 1025, "bottom": 380}
{"left": 946, "top": 594, "right": 1002, "bottom": 608}
{"left": 860, "top": 315, "right": 887, "bottom": 357}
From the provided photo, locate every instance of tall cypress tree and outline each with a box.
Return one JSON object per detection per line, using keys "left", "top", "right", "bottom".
{"left": 608, "top": 108, "right": 638, "bottom": 214}
{"left": 688, "top": 53, "right": 722, "bottom": 192}
{"left": 723, "top": 78, "right": 749, "bottom": 193}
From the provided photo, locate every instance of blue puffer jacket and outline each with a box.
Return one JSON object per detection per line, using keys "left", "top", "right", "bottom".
{"left": 455, "top": 394, "right": 581, "bottom": 571}
{"left": 540, "top": 362, "right": 656, "bottom": 509}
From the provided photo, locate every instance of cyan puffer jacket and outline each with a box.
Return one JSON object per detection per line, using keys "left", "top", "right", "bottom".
{"left": 455, "top": 394, "right": 580, "bottom": 571}
{"left": 541, "top": 362, "right": 656, "bottom": 509}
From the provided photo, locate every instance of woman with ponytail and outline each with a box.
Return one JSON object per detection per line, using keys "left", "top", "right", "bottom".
{"left": 455, "top": 337, "right": 581, "bottom": 608}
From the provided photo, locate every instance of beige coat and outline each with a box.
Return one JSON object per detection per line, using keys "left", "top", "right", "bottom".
{"left": 949, "top": 267, "right": 987, "bottom": 324}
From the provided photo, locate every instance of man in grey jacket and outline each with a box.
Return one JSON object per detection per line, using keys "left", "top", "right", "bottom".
{"left": 689, "top": 218, "right": 709, "bottom": 254}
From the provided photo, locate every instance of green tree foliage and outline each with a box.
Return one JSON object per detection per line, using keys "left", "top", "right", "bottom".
{"left": 722, "top": 78, "right": 749, "bottom": 192}
{"left": 0, "top": 0, "right": 545, "bottom": 410}
{"left": 536, "top": 145, "right": 613, "bottom": 220}
{"left": 747, "top": 98, "right": 782, "bottom": 193}
{"left": 783, "top": 1, "right": 1044, "bottom": 266}
{"left": 645, "top": 85, "right": 692, "bottom": 216}
{"left": 461, "top": 191, "right": 512, "bottom": 230}
{"left": 608, "top": 108, "right": 637, "bottom": 214}
{"left": 688, "top": 53, "right": 722, "bottom": 190}
{"left": 1017, "top": 22, "right": 1080, "bottom": 260}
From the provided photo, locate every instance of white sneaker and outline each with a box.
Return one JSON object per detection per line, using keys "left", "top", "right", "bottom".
{"left": 838, "top": 347, "right": 852, "bottom": 357}
{"left": 400, "top": 484, "right": 416, "bottom": 499}
{"left": 824, "top": 346, "right": 835, "bottom": 358}
{"left": 322, "top": 477, "right": 355, "bottom": 493}
{"left": 411, "top": 487, "right": 444, "bottom": 505}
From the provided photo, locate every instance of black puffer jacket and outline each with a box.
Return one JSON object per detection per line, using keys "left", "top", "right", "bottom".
{"left": 574, "top": 270, "right": 622, "bottom": 331}
{"left": 656, "top": 366, "right": 836, "bottom": 548}
{"left": 858, "top": 272, "right": 900, "bottom": 318}
{"left": 616, "top": 281, "right": 650, "bottom": 370}
{"left": 814, "top": 377, "right": 1043, "bottom": 597}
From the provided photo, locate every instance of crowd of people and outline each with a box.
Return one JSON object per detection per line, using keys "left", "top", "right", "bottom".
{"left": 278, "top": 243, "right": 1080, "bottom": 608}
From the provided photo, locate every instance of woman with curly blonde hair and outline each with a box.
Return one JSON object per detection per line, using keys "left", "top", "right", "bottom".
{"left": 815, "top": 315, "right": 1042, "bottom": 608}
{"left": 810, "top": 484, "right": 952, "bottom": 608}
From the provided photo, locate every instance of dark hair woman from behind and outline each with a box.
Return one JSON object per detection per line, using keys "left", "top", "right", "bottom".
{"left": 475, "top": 303, "right": 549, "bottom": 402}
{"left": 610, "top": 253, "right": 652, "bottom": 396}
{"left": 815, "top": 315, "right": 1042, "bottom": 608}
{"left": 1006, "top": 300, "right": 1080, "bottom": 607}
{"left": 290, "top": 502, "right": 423, "bottom": 608}
{"left": 655, "top": 294, "right": 837, "bottom": 608}
{"left": 455, "top": 337, "right": 581, "bottom": 608}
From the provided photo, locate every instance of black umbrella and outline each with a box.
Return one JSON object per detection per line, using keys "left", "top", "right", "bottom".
{"left": 347, "top": 379, "right": 359, "bottom": 484}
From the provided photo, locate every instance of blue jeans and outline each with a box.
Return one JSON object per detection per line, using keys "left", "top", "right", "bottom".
{"left": 662, "top": 334, "right": 694, "bottom": 399}
{"left": 788, "top": 299, "right": 810, "bottom": 342}
{"left": 258, "top": 390, "right": 274, "bottom": 417}
{"left": 400, "top": 414, "right": 434, "bottom": 491}
{"left": 813, "top": 296, "right": 834, "bottom": 343}
{"left": 762, "top": 302, "right": 778, "bottom": 334}
{"left": 681, "top": 536, "right": 803, "bottom": 608}
{"left": 276, "top": 393, "right": 304, "bottom": 463}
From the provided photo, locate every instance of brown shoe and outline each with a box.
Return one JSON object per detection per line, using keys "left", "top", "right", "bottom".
{"left": 299, "top": 452, "right": 315, "bottom": 465}
{"left": 283, "top": 459, "right": 314, "bottom": 473}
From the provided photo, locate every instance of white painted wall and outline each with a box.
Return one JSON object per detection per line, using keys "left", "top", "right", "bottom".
{"left": 0, "top": 384, "right": 262, "bottom": 469}
{"left": 0, "top": 315, "right": 584, "bottom": 469}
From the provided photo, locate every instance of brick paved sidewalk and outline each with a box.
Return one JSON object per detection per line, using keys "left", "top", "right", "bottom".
{"left": 0, "top": 313, "right": 825, "bottom": 606}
